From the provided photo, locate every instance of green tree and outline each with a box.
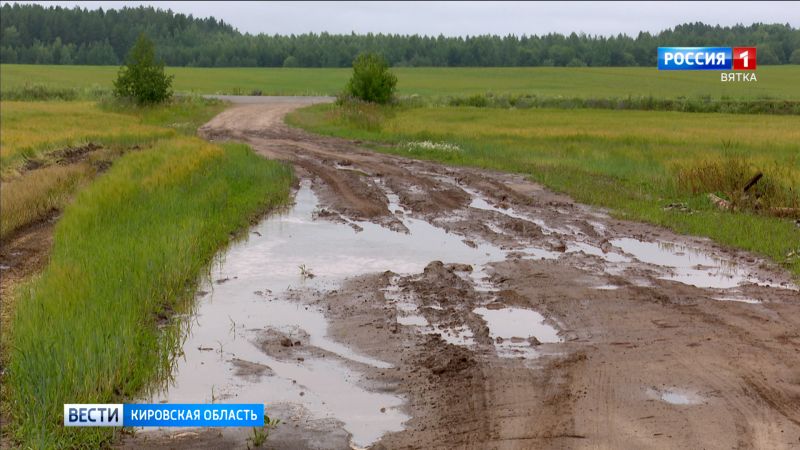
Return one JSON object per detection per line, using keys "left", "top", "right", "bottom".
{"left": 790, "top": 49, "right": 800, "bottom": 64}
{"left": 282, "top": 55, "right": 298, "bottom": 67}
{"left": 113, "top": 33, "right": 173, "bottom": 104}
{"left": 344, "top": 52, "right": 397, "bottom": 104}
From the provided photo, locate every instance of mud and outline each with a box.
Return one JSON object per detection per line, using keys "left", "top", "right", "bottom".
{"left": 125, "top": 97, "right": 799, "bottom": 449}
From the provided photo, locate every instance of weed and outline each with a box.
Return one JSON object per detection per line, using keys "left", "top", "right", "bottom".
{"left": 299, "top": 264, "right": 315, "bottom": 279}
{"left": 250, "top": 427, "right": 267, "bottom": 447}
{"left": 330, "top": 98, "right": 389, "bottom": 131}
{"left": 675, "top": 154, "right": 799, "bottom": 214}
{"left": 248, "top": 415, "right": 281, "bottom": 448}
{"left": 0, "top": 84, "right": 79, "bottom": 101}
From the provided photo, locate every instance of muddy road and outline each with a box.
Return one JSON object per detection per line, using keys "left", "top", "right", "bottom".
{"left": 127, "top": 97, "right": 800, "bottom": 450}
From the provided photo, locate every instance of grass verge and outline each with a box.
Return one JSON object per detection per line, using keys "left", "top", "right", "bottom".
{"left": 5, "top": 137, "right": 292, "bottom": 447}
{"left": 287, "top": 103, "right": 800, "bottom": 277}
{"left": 0, "top": 97, "right": 226, "bottom": 241}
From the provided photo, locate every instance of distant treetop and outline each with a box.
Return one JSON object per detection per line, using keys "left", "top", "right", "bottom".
{"left": 1, "top": 3, "right": 798, "bottom": 67}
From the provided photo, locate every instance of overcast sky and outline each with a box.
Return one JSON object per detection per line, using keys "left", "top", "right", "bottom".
{"left": 14, "top": 1, "right": 800, "bottom": 37}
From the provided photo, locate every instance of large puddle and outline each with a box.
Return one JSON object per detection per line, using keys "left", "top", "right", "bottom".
{"left": 610, "top": 238, "right": 796, "bottom": 290}
{"left": 147, "top": 183, "right": 514, "bottom": 447}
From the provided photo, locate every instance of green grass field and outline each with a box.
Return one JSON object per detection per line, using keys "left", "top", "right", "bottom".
{"left": 1, "top": 99, "right": 293, "bottom": 447}
{"left": 3, "top": 64, "right": 800, "bottom": 99}
{"left": 288, "top": 103, "right": 800, "bottom": 277}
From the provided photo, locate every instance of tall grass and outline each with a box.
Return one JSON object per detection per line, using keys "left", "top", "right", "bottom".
{"left": 6, "top": 138, "right": 292, "bottom": 447}
{"left": 288, "top": 103, "right": 800, "bottom": 276}
{"left": 0, "top": 164, "right": 91, "bottom": 239}
{"left": 675, "top": 153, "right": 799, "bottom": 212}
{"left": 0, "top": 101, "right": 172, "bottom": 170}
{"left": 0, "top": 98, "right": 227, "bottom": 241}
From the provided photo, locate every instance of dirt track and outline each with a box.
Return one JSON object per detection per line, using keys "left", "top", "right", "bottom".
{"left": 133, "top": 98, "right": 799, "bottom": 449}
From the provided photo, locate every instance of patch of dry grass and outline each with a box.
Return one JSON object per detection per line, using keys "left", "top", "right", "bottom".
{"left": 675, "top": 154, "right": 799, "bottom": 214}
{"left": 0, "top": 164, "right": 92, "bottom": 240}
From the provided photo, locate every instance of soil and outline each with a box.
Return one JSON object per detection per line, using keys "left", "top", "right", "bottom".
{"left": 124, "top": 97, "right": 799, "bottom": 449}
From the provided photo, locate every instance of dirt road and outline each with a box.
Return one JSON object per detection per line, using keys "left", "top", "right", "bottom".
{"left": 131, "top": 98, "right": 799, "bottom": 449}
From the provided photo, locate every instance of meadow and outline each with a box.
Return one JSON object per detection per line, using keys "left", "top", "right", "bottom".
{"left": 1, "top": 99, "right": 293, "bottom": 447}
{"left": 0, "top": 98, "right": 226, "bottom": 240}
{"left": 288, "top": 104, "right": 800, "bottom": 276}
{"left": 3, "top": 64, "right": 800, "bottom": 99}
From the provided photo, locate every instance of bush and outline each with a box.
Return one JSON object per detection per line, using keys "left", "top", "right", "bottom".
{"left": 344, "top": 53, "right": 397, "bottom": 104}
{"left": 113, "top": 34, "right": 174, "bottom": 105}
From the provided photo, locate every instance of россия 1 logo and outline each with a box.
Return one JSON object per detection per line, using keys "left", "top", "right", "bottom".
{"left": 658, "top": 47, "right": 757, "bottom": 82}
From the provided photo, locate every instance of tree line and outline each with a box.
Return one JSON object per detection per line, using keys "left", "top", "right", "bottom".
{"left": 2, "top": 3, "right": 799, "bottom": 67}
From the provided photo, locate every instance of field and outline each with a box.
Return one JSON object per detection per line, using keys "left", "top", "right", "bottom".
{"left": 3, "top": 64, "right": 800, "bottom": 99}
{"left": 2, "top": 63, "right": 800, "bottom": 449}
{"left": 288, "top": 103, "right": 800, "bottom": 276}
{"left": 0, "top": 99, "right": 292, "bottom": 447}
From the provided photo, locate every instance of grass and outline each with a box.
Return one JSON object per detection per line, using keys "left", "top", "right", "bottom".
{"left": 0, "top": 163, "right": 91, "bottom": 239}
{"left": 1, "top": 95, "right": 291, "bottom": 447}
{"left": 3, "top": 64, "right": 800, "bottom": 100}
{"left": 0, "top": 97, "right": 226, "bottom": 171}
{"left": 5, "top": 137, "right": 292, "bottom": 448}
{"left": 0, "top": 97, "right": 227, "bottom": 241}
{"left": 0, "top": 101, "right": 169, "bottom": 170}
{"left": 288, "top": 103, "right": 800, "bottom": 277}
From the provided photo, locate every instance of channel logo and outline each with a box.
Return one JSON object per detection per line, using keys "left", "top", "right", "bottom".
{"left": 658, "top": 47, "right": 756, "bottom": 71}
{"left": 64, "top": 403, "right": 264, "bottom": 427}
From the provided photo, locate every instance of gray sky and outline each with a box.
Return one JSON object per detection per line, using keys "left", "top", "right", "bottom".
{"left": 15, "top": 1, "right": 800, "bottom": 36}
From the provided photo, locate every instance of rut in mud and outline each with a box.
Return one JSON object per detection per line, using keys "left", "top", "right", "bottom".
{"left": 127, "top": 97, "right": 800, "bottom": 450}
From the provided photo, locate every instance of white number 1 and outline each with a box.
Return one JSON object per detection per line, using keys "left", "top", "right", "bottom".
{"left": 741, "top": 51, "right": 749, "bottom": 68}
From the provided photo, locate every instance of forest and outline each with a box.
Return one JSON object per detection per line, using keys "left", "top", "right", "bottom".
{"left": 1, "top": 3, "right": 799, "bottom": 67}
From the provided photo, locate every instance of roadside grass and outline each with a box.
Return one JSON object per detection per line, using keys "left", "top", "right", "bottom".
{"left": 0, "top": 101, "right": 171, "bottom": 170}
{"left": 5, "top": 137, "right": 292, "bottom": 448}
{"left": 288, "top": 104, "right": 800, "bottom": 277}
{"left": 1, "top": 97, "right": 225, "bottom": 171}
{"left": 0, "top": 163, "right": 91, "bottom": 239}
{"left": 0, "top": 98, "right": 226, "bottom": 241}
{"left": 3, "top": 64, "right": 800, "bottom": 99}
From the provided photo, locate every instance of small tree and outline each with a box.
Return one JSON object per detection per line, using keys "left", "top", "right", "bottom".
{"left": 113, "top": 34, "right": 173, "bottom": 105}
{"left": 790, "top": 49, "right": 800, "bottom": 65}
{"left": 345, "top": 53, "right": 397, "bottom": 104}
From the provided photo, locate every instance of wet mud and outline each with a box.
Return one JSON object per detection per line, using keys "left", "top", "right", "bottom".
{"left": 124, "top": 97, "right": 800, "bottom": 449}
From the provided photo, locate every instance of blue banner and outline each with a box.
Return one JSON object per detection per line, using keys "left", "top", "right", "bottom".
{"left": 123, "top": 404, "right": 264, "bottom": 427}
{"left": 658, "top": 47, "right": 732, "bottom": 70}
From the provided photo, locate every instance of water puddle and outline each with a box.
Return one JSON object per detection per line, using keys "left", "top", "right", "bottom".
{"left": 594, "top": 284, "right": 620, "bottom": 290}
{"left": 713, "top": 296, "right": 761, "bottom": 304}
{"left": 382, "top": 282, "right": 476, "bottom": 346}
{"left": 646, "top": 387, "right": 704, "bottom": 405}
{"left": 460, "top": 186, "right": 567, "bottom": 235}
{"left": 459, "top": 184, "right": 794, "bottom": 294}
{"left": 611, "top": 238, "right": 795, "bottom": 290}
{"left": 152, "top": 182, "right": 511, "bottom": 447}
{"left": 567, "top": 242, "right": 630, "bottom": 263}
{"left": 474, "top": 306, "right": 561, "bottom": 358}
